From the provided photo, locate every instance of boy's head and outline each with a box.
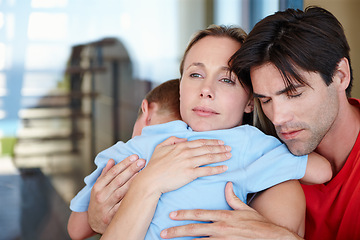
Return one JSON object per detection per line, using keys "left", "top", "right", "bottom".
{"left": 132, "top": 79, "right": 181, "bottom": 137}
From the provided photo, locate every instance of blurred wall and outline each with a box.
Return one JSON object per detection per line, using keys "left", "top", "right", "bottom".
{"left": 304, "top": 0, "right": 360, "bottom": 99}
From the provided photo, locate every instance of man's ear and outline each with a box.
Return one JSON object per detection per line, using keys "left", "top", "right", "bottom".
{"left": 244, "top": 98, "right": 254, "bottom": 113}
{"left": 334, "top": 57, "right": 351, "bottom": 91}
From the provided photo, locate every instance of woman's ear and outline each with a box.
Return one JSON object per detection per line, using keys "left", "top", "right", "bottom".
{"left": 334, "top": 57, "right": 351, "bottom": 91}
{"left": 244, "top": 98, "right": 254, "bottom": 113}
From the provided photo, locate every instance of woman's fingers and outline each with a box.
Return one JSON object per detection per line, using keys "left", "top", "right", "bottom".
{"left": 93, "top": 159, "right": 116, "bottom": 191}
{"left": 156, "top": 136, "right": 188, "bottom": 147}
{"left": 192, "top": 164, "right": 228, "bottom": 178}
{"left": 102, "top": 158, "right": 116, "bottom": 175}
{"left": 186, "top": 146, "right": 232, "bottom": 167}
{"left": 155, "top": 137, "right": 231, "bottom": 163}
{"left": 106, "top": 158, "right": 145, "bottom": 190}
{"left": 141, "top": 137, "right": 232, "bottom": 194}
{"left": 181, "top": 138, "right": 225, "bottom": 149}
{"left": 93, "top": 155, "right": 138, "bottom": 192}
{"left": 88, "top": 156, "right": 144, "bottom": 233}
{"left": 90, "top": 155, "right": 144, "bottom": 216}
{"left": 106, "top": 172, "right": 139, "bottom": 208}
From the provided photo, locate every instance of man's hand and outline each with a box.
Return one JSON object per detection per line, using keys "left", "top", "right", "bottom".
{"left": 88, "top": 155, "right": 145, "bottom": 234}
{"left": 161, "top": 182, "right": 300, "bottom": 239}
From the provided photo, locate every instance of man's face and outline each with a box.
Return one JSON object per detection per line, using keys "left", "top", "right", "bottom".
{"left": 251, "top": 63, "right": 339, "bottom": 156}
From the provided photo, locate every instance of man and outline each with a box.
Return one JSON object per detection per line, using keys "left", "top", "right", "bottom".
{"left": 87, "top": 7, "right": 360, "bottom": 240}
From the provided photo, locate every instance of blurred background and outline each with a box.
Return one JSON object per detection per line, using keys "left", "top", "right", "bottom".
{"left": 0, "top": 0, "right": 359, "bottom": 239}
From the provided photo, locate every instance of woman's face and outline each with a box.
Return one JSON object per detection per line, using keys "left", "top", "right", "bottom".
{"left": 180, "top": 36, "right": 253, "bottom": 132}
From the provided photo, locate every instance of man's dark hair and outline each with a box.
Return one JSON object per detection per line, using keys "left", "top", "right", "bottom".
{"left": 231, "top": 6, "right": 353, "bottom": 97}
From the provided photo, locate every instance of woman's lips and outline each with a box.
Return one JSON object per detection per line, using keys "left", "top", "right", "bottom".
{"left": 192, "top": 106, "right": 219, "bottom": 117}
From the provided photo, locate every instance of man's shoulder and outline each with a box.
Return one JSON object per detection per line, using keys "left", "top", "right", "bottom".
{"left": 349, "top": 98, "right": 360, "bottom": 107}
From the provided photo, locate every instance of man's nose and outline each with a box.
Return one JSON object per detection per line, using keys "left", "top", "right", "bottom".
{"left": 270, "top": 102, "right": 293, "bottom": 126}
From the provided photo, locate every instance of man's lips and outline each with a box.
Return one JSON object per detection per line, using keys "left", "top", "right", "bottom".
{"left": 192, "top": 106, "right": 219, "bottom": 117}
{"left": 278, "top": 129, "right": 303, "bottom": 140}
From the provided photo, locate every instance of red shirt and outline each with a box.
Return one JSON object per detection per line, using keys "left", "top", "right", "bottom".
{"left": 302, "top": 98, "right": 360, "bottom": 240}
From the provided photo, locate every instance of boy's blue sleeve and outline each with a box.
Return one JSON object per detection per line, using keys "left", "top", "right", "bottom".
{"left": 233, "top": 127, "right": 308, "bottom": 200}
{"left": 244, "top": 144, "right": 307, "bottom": 194}
{"left": 70, "top": 141, "right": 129, "bottom": 212}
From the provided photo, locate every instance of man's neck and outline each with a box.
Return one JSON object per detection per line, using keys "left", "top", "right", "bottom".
{"left": 315, "top": 98, "right": 360, "bottom": 176}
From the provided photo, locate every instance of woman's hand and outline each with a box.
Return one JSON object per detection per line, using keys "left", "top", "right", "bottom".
{"left": 88, "top": 155, "right": 145, "bottom": 234}
{"left": 136, "top": 136, "right": 232, "bottom": 195}
{"left": 101, "top": 136, "right": 232, "bottom": 240}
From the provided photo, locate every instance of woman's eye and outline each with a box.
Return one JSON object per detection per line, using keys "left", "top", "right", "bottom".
{"left": 221, "top": 78, "right": 235, "bottom": 84}
{"left": 190, "top": 73, "right": 202, "bottom": 78}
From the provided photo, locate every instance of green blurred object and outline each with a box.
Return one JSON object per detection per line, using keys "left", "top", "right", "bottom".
{"left": 1, "top": 137, "right": 17, "bottom": 156}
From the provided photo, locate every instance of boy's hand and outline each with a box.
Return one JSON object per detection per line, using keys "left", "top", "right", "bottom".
{"left": 88, "top": 155, "right": 145, "bottom": 233}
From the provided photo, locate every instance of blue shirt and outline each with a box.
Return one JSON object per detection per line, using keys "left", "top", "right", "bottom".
{"left": 70, "top": 120, "right": 307, "bottom": 239}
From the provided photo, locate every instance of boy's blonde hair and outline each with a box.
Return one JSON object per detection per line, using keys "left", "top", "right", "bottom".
{"left": 138, "top": 79, "right": 181, "bottom": 120}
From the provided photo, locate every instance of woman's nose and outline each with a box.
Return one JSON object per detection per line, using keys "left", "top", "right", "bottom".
{"left": 199, "top": 81, "right": 214, "bottom": 99}
{"left": 200, "top": 91, "right": 213, "bottom": 99}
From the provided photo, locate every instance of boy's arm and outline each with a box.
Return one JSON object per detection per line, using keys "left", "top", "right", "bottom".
{"left": 68, "top": 211, "right": 97, "bottom": 240}
{"left": 300, "top": 152, "right": 332, "bottom": 185}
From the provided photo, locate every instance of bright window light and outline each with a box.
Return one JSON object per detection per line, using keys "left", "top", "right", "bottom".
{"left": 0, "top": 110, "right": 6, "bottom": 119}
{"left": 31, "top": 0, "right": 68, "bottom": 8}
{"left": 0, "top": 12, "right": 4, "bottom": 29}
{"left": 0, "top": 43, "right": 5, "bottom": 70}
{"left": 25, "top": 44, "right": 69, "bottom": 70}
{"left": 27, "top": 13, "right": 68, "bottom": 40}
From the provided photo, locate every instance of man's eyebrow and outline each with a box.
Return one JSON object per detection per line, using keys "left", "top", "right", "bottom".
{"left": 254, "top": 84, "right": 303, "bottom": 98}
{"left": 278, "top": 84, "right": 305, "bottom": 94}
{"left": 253, "top": 93, "right": 266, "bottom": 98}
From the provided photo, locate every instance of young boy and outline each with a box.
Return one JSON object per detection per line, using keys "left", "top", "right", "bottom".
{"left": 67, "top": 79, "right": 181, "bottom": 239}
